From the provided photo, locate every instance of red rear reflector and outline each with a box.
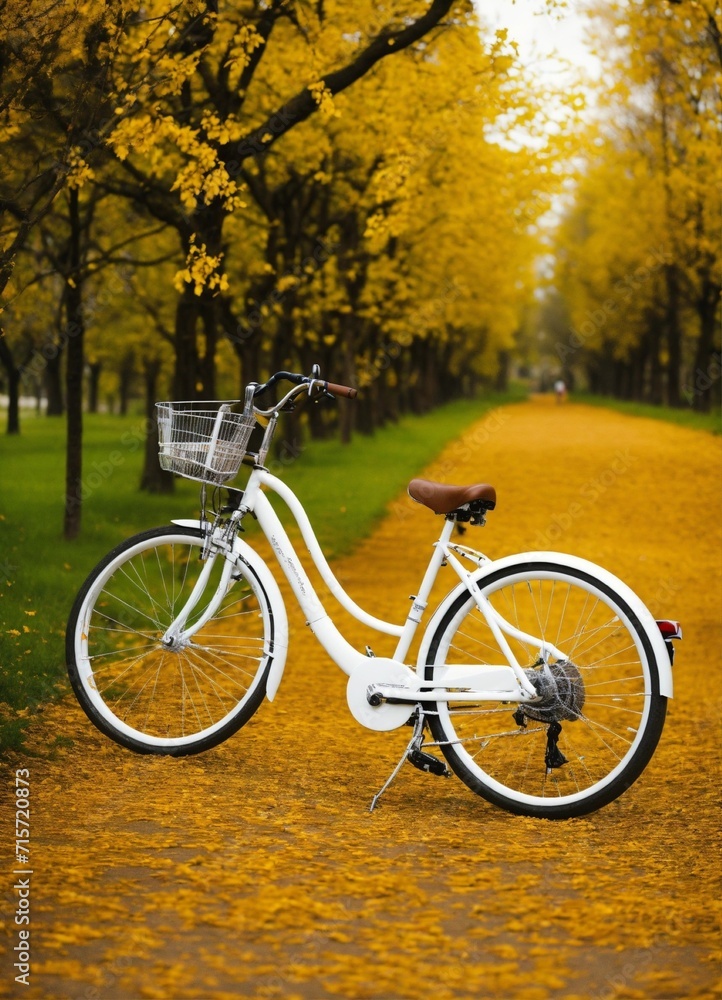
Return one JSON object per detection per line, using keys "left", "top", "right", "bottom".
{"left": 656, "top": 620, "right": 682, "bottom": 641}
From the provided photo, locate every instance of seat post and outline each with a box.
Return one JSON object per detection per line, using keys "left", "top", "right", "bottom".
{"left": 438, "top": 517, "right": 456, "bottom": 546}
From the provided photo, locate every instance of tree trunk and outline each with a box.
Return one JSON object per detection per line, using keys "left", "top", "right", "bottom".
{"left": 494, "top": 349, "right": 510, "bottom": 392}
{"left": 174, "top": 284, "right": 201, "bottom": 399}
{"left": 64, "top": 188, "right": 85, "bottom": 541}
{"left": 0, "top": 332, "right": 21, "bottom": 434}
{"left": 45, "top": 350, "right": 64, "bottom": 415}
{"left": 665, "top": 264, "right": 682, "bottom": 407}
{"left": 199, "top": 299, "right": 218, "bottom": 398}
{"left": 118, "top": 351, "right": 135, "bottom": 415}
{"left": 6, "top": 367, "right": 20, "bottom": 434}
{"left": 691, "top": 280, "right": 721, "bottom": 413}
{"left": 174, "top": 205, "right": 227, "bottom": 400}
{"left": 648, "top": 323, "right": 663, "bottom": 405}
{"left": 598, "top": 344, "right": 616, "bottom": 396}
{"left": 87, "top": 360, "right": 102, "bottom": 413}
{"left": 631, "top": 341, "right": 646, "bottom": 402}
{"left": 339, "top": 320, "right": 357, "bottom": 445}
{"left": 438, "top": 341, "right": 456, "bottom": 402}
{"left": 140, "top": 358, "right": 175, "bottom": 493}
{"left": 423, "top": 339, "right": 440, "bottom": 411}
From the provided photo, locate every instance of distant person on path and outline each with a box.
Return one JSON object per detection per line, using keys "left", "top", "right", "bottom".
{"left": 554, "top": 379, "right": 567, "bottom": 404}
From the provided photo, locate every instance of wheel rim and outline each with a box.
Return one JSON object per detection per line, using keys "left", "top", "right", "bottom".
{"left": 75, "top": 534, "right": 269, "bottom": 746}
{"left": 429, "top": 568, "right": 659, "bottom": 808}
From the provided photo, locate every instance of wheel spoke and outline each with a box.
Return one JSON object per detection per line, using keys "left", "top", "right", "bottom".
{"left": 70, "top": 530, "right": 272, "bottom": 749}
{"left": 426, "top": 563, "right": 664, "bottom": 817}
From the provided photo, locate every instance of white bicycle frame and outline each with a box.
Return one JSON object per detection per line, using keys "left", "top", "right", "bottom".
{"left": 249, "top": 467, "right": 540, "bottom": 701}
{"left": 163, "top": 375, "right": 672, "bottom": 732}
{"left": 169, "top": 462, "right": 673, "bottom": 731}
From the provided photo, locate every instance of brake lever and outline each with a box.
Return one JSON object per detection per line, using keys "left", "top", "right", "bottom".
{"left": 308, "top": 383, "right": 335, "bottom": 404}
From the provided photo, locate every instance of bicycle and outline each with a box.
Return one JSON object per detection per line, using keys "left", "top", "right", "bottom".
{"left": 66, "top": 367, "right": 682, "bottom": 819}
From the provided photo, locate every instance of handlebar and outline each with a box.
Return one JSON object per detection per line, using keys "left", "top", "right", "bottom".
{"left": 324, "top": 382, "right": 358, "bottom": 399}
{"left": 251, "top": 371, "right": 306, "bottom": 397}
{"left": 250, "top": 369, "right": 358, "bottom": 406}
{"left": 237, "top": 367, "right": 357, "bottom": 467}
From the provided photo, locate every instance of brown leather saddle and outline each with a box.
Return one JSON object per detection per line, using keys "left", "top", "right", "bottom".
{"left": 408, "top": 478, "right": 496, "bottom": 525}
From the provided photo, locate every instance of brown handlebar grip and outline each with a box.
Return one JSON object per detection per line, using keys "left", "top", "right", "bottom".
{"left": 325, "top": 382, "right": 358, "bottom": 399}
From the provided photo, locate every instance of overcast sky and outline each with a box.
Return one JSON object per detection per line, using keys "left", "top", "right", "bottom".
{"left": 475, "top": 0, "right": 602, "bottom": 83}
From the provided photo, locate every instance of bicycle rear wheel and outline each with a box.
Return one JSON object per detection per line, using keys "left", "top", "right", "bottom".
{"left": 67, "top": 525, "right": 275, "bottom": 755}
{"left": 424, "top": 560, "right": 667, "bottom": 818}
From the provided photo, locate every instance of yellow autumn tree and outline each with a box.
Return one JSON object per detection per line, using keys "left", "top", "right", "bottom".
{"left": 551, "top": 0, "right": 722, "bottom": 409}
{"left": 1, "top": 0, "right": 574, "bottom": 535}
{"left": 212, "top": 7, "right": 560, "bottom": 436}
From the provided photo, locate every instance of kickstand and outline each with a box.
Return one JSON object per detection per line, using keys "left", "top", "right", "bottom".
{"left": 369, "top": 709, "right": 424, "bottom": 813}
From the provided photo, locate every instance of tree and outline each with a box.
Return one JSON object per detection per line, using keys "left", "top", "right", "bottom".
{"left": 96, "top": 1, "right": 464, "bottom": 399}
{"left": 0, "top": 0, "right": 569, "bottom": 537}
{"left": 550, "top": 0, "right": 722, "bottom": 408}
{"left": 0, "top": 1, "right": 178, "bottom": 297}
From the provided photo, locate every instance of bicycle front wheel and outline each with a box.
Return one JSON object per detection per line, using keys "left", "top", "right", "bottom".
{"left": 67, "top": 526, "right": 275, "bottom": 755}
{"left": 424, "top": 560, "right": 667, "bottom": 819}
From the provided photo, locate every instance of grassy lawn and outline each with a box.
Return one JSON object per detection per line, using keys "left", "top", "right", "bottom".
{"left": 575, "top": 393, "right": 721, "bottom": 435}
{"left": 0, "top": 388, "right": 523, "bottom": 754}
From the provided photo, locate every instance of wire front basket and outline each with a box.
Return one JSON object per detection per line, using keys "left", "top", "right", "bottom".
{"left": 156, "top": 401, "right": 255, "bottom": 485}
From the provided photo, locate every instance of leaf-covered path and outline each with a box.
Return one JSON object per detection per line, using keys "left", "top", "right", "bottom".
{"left": 2, "top": 398, "right": 721, "bottom": 1000}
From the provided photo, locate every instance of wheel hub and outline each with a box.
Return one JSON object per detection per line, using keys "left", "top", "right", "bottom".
{"left": 161, "top": 634, "right": 189, "bottom": 652}
{"left": 523, "top": 659, "right": 585, "bottom": 723}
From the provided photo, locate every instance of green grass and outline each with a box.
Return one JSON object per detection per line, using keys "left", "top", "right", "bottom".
{"left": 0, "top": 388, "right": 524, "bottom": 754}
{"left": 575, "top": 393, "right": 722, "bottom": 435}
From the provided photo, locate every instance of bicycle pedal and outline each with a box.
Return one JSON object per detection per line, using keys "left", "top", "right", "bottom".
{"left": 407, "top": 749, "right": 449, "bottom": 777}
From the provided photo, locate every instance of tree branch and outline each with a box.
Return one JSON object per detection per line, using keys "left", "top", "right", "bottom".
{"left": 223, "top": 0, "right": 456, "bottom": 164}
{"left": 99, "top": 167, "right": 190, "bottom": 233}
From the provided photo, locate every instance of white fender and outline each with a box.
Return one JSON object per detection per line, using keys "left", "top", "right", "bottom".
{"left": 417, "top": 551, "right": 673, "bottom": 698}
{"left": 172, "top": 520, "right": 289, "bottom": 700}
{"left": 232, "top": 537, "right": 289, "bottom": 701}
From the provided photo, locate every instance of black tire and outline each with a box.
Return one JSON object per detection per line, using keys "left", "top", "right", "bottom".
{"left": 424, "top": 561, "right": 667, "bottom": 819}
{"left": 66, "top": 526, "right": 275, "bottom": 755}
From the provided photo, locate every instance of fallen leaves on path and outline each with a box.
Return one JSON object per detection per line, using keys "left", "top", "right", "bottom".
{"left": 1, "top": 398, "right": 720, "bottom": 1000}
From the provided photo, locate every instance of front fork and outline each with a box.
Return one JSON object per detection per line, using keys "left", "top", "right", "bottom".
{"left": 161, "top": 522, "right": 239, "bottom": 648}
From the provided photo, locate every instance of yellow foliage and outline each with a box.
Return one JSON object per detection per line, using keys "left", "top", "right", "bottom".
{"left": 309, "top": 81, "right": 339, "bottom": 122}
{"left": 0, "top": 0, "right": 577, "bottom": 399}
{"left": 225, "top": 23, "right": 265, "bottom": 80}
{"left": 66, "top": 149, "right": 95, "bottom": 189}
{"left": 174, "top": 237, "right": 229, "bottom": 297}
{"left": 552, "top": 0, "right": 721, "bottom": 383}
